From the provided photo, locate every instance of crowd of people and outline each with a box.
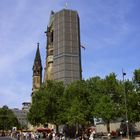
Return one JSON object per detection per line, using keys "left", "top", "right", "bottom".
{"left": 11, "top": 130, "right": 65, "bottom": 140}
{"left": 10, "top": 127, "right": 97, "bottom": 140}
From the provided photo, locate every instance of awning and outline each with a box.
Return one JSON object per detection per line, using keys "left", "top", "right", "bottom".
{"left": 36, "top": 128, "right": 52, "bottom": 133}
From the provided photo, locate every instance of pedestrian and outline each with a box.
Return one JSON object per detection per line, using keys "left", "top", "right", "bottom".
{"left": 45, "top": 133, "right": 49, "bottom": 140}
{"left": 48, "top": 132, "right": 53, "bottom": 140}
{"left": 89, "top": 131, "right": 94, "bottom": 140}
{"left": 17, "top": 133, "right": 20, "bottom": 140}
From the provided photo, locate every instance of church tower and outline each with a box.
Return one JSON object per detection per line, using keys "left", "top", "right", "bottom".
{"left": 32, "top": 43, "right": 42, "bottom": 95}
{"left": 44, "top": 9, "right": 82, "bottom": 85}
{"left": 44, "top": 11, "right": 54, "bottom": 82}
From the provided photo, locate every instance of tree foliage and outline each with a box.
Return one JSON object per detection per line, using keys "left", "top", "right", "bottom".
{"left": 126, "top": 68, "right": 140, "bottom": 122}
{"left": 94, "top": 95, "right": 116, "bottom": 132}
{"left": 133, "top": 69, "right": 140, "bottom": 89}
{"left": 27, "top": 68, "right": 140, "bottom": 133}
{"left": 28, "top": 80, "right": 65, "bottom": 127}
{"left": 62, "top": 80, "right": 90, "bottom": 126}
{"left": 0, "top": 105, "right": 20, "bottom": 130}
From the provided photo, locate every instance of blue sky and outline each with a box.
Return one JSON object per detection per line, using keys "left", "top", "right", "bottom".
{"left": 0, "top": 0, "right": 140, "bottom": 109}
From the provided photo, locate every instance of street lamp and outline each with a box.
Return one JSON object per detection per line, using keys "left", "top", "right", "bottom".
{"left": 122, "top": 69, "right": 129, "bottom": 140}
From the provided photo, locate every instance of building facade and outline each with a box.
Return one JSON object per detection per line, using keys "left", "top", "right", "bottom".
{"left": 11, "top": 102, "right": 31, "bottom": 129}
{"left": 44, "top": 9, "right": 82, "bottom": 85}
{"left": 22, "top": 102, "right": 31, "bottom": 112}
{"left": 32, "top": 9, "right": 82, "bottom": 94}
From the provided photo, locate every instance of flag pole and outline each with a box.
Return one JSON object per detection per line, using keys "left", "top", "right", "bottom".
{"left": 122, "top": 69, "right": 129, "bottom": 140}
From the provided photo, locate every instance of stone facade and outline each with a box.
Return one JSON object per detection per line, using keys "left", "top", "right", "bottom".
{"left": 33, "top": 9, "right": 82, "bottom": 94}
{"left": 12, "top": 108, "right": 28, "bottom": 128}
{"left": 43, "top": 9, "right": 82, "bottom": 85}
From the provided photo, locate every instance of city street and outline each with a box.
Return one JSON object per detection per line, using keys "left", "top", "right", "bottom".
{"left": 0, "top": 137, "right": 15, "bottom": 140}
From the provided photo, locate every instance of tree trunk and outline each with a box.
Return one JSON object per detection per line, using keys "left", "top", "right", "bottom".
{"left": 56, "top": 124, "right": 59, "bottom": 133}
{"left": 106, "top": 121, "right": 110, "bottom": 133}
{"left": 75, "top": 123, "right": 79, "bottom": 138}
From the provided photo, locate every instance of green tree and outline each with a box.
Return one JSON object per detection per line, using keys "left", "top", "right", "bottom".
{"left": 104, "top": 73, "right": 123, "bottom": 102}
{"left": 62, "top": 80, "right": 90, "bottom": 126}
{"left": 43, "top": 80, "right": 65, "bottom": 131}
{"left": 59, "top": 80, "right": 91, "bottom": 138}
{"left": 94, "top": 95, "right": 117, "bottom": 133}
{"left": 90, "top": 73, "right": 124, "bottom": 132}
{"left": 124, "top": 69, "right": 140, "bottom": 123}
{"left": 27, "top": 69, "right": 140, "bottom": 134}
{"left": 0, "top": 105, "right": 20, "bottom": 130}
{"left": 86, "top": 76, "right": 104, "bottom": 123}
{"left": 103, "top": 73, "right": 124, "bottom": 118}
{"left": 127, "top": 91, "right": 140, "bottom": 122}
{"left": 28, "top": 80, "right": 65, "bottom": 131}
{"left": 27, "top": 84, "right": 47, "bottom": 126}
{"left": 119, "top": 75, "right": 140, "bottom": 134}
{"left": 133, "top": 68, "right": 140, "bottom": 89}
